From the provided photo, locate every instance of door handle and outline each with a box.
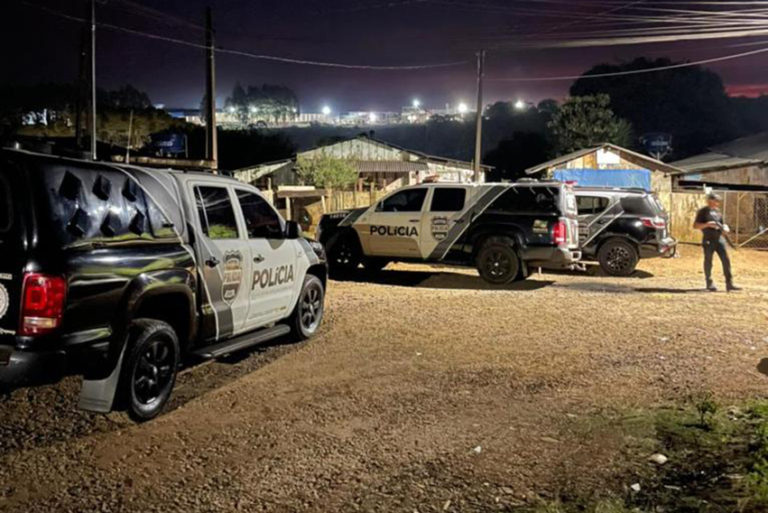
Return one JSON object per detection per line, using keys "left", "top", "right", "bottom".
{"left": 408, "top": 219, "right": 420, "bottom": 223}
{"left": 253, "top": 254, "right": 265, "bottom": 263}
{"left": 205, "top": 257, "right": 220, "bottom": 268}
{"left": 453, "top": 219, "right": 465, "bottom": 224}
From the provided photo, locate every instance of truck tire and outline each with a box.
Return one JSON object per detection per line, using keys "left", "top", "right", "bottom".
{"left": 326, "top": 231, "right": 362, "bottom": 278}
{"left": 598, "top": 238, "right": 639, "bottom": 276}
{"left": 119, "top": 319, "right": 180, "bottom": 422}
{"left": 288, "top": 274, "right": 325, "bottom": 340}
{"left": 476, "top": 236, "right": 521, "bottom": 284}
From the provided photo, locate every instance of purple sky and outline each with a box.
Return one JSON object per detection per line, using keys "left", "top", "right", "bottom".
{"left": 4, "top": 0, "right": 768, "bottom": 111}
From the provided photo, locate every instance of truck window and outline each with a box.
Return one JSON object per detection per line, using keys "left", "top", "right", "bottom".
{"left": 0, "top": 174, "right": 11, "bottom": 233}
{"left": 576, "top": 196, "right": 609, "bottom": 215}
{"left": 620, "top": 195, "right": 659, "bottom": 216}
{"left": 489, "top": 186, "right": 559, "bottom": 215}
{"left": 236, "top": 190, "right": 283, "bottom": 239}
{"left": 430, "top": 188, "right": 466, "bottom": 212}
{"left": 194, "top": 186, "right": 240, "bottom": 239}
{"left": 377, "top": 188, "right": 427, "bottom": 213}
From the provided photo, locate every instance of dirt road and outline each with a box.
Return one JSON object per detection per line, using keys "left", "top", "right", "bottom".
{"left": 2, "top": 248, "right": 768, "bottom": 512}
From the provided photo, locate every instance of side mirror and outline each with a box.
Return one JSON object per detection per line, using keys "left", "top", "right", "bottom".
{"left": 285, "top": 220, "right": 301, "bottom": 239}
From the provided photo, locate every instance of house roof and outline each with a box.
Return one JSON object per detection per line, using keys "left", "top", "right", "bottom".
{"left": 525, "top": 143, "right": 683, "bottom": 176}
{"left": 233, "top": 135, "right": 491, "bottom": 179}
{"left": 671, "top": 132, "right": 768, "bottom": 174}
{"left": 355, "top": 160, "right": 428, "bottom": 173}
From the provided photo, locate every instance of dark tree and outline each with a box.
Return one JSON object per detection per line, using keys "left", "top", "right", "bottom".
{"left": 484, "top": 132, "right": 552, "bottom": 182}
{"left": 570, "top": 58, "right": 740, "bottom": 158}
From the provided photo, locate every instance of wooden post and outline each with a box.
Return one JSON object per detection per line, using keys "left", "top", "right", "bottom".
{"left": 285, "top": 196, "right": 292, "bottom": 221}
{"left": 320, "top": 195, "right": 327, "bottom": 213}
{"left": 369, "top": 182, "right": 375, "bottom": 205}
{"left": 736, "top": 193, "right": 743, "bottom": 244}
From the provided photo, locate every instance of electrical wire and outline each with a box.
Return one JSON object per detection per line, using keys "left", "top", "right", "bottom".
{"left": 487, "top": 45, "right": 768, "bottom": 82}
{"left": 19, "top": 1, "right": 469, "bottom": 70}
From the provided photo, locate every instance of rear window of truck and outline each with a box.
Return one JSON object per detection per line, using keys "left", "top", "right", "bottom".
{"left": 0, "top": 173, "right": 12, "bottom": 232}
{"left": 489, "top": 186, "right": 561, "bottom": 215}
{"left": 620, "top": 195, "right": 662, "bottom": 216}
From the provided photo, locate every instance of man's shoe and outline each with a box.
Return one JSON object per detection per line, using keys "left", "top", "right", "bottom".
{"left": 727, "top": 283, "right": 742, "bottom": 292}
{"left": 706, "top": 281, "right": 718, "bottom": 292}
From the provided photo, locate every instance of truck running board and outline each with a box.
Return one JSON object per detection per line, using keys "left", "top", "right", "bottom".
{"left": 192, "top": 324, "right": 292, "bottom": 359}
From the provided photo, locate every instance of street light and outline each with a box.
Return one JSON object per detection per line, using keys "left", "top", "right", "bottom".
{"left": 369, "top": 112, "right": 378, "bottom": 123}
{"left": 412, "top": 98, "right": 421, "bottom": 109}
{"left": 457, "top": 102, "right": 468, "bottom": 114}
{"left": 514, "top": 99, "right": 526, "bottom": 110}
{"left": 228, "top": 106, "right": 236, "bottom": 114}
{"left": 321, "top": 105, "right": 332, "bottom": 116}
{"left": 249, "top": 105, "right": 259, "bottom": 114}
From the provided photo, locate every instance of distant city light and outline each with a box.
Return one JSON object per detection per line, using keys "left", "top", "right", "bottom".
{"left": 369, "top": 112, "right": 378, "bottom": 123}
{"left": 321, "top": 105, "right": 332, "bottom": 116}
{"left": 228, "top": 106, "right": 236, "bottom": 113}
{"left": 457, "top": 102, "right": 468, "bottom": 114}
{"left": 249, "top": 105, "right": 258, "bottom": 113}
{"left": 412, "top": 99, "right": 421, "bottom": 108}
{"left": 514, "top": 99, "right": 526, "bottom": 110}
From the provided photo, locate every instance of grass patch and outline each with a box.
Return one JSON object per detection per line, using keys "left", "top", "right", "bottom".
{"left": 532, "top": 398, "right": 768, "bottom": 513}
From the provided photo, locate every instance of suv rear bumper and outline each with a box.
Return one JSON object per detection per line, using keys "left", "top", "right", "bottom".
{"left": 639, "top": 237, "right": 678, "bottom": 259}
{"left": 0, "top": 345, "right": 67, "bottom": 388}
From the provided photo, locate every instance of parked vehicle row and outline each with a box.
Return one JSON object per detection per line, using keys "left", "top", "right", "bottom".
{"left": 0, "top": 148, "right": 678, "bottom": 421}
{"left": 0, "top": 148, "right": 328, "bottom": 420}
{"left": 318, "top": 182, "right": 677, "bottom": 280}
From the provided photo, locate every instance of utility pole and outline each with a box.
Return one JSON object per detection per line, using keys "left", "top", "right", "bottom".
{"left": 89, "top": 0, "right": 97, "bottom": 161}
{"left": 75, "top": 23, "right": 88, "bottom": 149}
{"left": 204, "top": 6, "right": 218, "bottom": 170}
{"left": 473, "top": 49, "right": 485, "bottom": 183}
{"left": 125, "top": 109, "right": 133, "bottom": 164}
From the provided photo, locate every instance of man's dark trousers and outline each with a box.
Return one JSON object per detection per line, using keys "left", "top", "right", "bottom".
{"left": 703, "top": 237, "right": 732, "bottom": 285}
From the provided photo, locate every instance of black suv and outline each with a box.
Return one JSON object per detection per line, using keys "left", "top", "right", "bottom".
{"left": 575, "top": 187, "right": 676, "bottom": 276}
{"left": 0, "top": 148, "right": 328, "bottom": 420}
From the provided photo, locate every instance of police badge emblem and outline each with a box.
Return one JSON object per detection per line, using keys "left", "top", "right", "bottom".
{"left": 0, "top": 283, "right": 8, "bottom": 320}
{"left": 431, "top": 216, "right": 450, "bottom": 241}
{"left": 221, "top": 251, "right": 243, "bottom": 305}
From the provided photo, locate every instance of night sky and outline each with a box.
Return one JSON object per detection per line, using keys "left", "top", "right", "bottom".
{"left": 4, "top": 0, "right": 768, "bottom": 111}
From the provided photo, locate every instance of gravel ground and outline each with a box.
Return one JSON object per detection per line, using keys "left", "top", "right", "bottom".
{"left": 1, "top": 246, "right": 768, "bottom": 512}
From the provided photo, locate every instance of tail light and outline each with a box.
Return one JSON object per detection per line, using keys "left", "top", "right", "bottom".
{"left": 553, "top": 219, "right": 568, "bottom": 246}
{"left": 20, "top": 273, "right": 67, "bottom": 336}
{"left": 641, "top": 216, "right": 666, "bottom": 229}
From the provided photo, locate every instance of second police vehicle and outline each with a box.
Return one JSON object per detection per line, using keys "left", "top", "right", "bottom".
{"left": 317, "top": 181, "right": 582, "bottom": 284}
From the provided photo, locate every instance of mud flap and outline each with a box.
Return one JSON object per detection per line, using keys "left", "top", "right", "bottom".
{"left": 78, "top": 344, "right": 126, "bottom": 413}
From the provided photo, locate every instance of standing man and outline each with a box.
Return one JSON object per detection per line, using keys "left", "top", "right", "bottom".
{"left": 693, "top": 192, "right": 741, "bottom": 292}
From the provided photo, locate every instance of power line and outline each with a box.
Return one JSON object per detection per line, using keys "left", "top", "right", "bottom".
{"left": 19, "top": 1, "right": 469, "bottom": 70}
{"left": 487, "top": 45, "right": 768, "bottom": 82}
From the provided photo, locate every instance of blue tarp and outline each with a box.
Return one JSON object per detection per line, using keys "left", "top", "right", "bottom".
{"left": 553, "top": 168, "right": 651, "bottom": 191}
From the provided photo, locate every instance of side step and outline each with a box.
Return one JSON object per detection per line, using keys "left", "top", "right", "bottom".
{"left": 192, "top": 324, "right": 291, "bottom": 359}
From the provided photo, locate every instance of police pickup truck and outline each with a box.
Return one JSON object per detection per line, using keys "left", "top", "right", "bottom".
{"left": 317, "top": 181, "right": 581, "bottom": 284}
{"left": 0, "top": 148, "right": 327, "bottom": 420}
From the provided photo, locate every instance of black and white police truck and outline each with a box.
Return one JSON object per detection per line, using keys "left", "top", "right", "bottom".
{"left": 317, "top": 181, "right": 581, "bottom": 284}
{"left": 0, "top": 147, "right": 327, "bottom": 420}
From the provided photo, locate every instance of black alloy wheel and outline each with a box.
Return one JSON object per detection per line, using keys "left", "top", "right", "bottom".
{"left": 476, "top": 236, "right": 521, "bottom": 284}
{"left": 598, "top": 239, "right": 639, "bottom": 277}
{"left": 120, "top": 319, "right": 180, "bottom": 422}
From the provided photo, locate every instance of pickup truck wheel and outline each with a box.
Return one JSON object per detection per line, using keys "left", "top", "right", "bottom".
{"left": 476, "top": 236, "right": 521, "bottom": 284}
{"left": 289, "top": 274, "right": 325, "bottom": 340}
{"left": 120, "top": 319, "right": 180, "bottom": 422}
{"left": 598, "top": 239, "right": 639, "bottom": 276}
{"left": 326, "top": 232, "right": 361, "bottom": 277}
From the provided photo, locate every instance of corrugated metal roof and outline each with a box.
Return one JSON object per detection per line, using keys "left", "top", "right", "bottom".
{"left": 525, "top": 143, "right": 682, "bottom": 175}
{"left": 355, "top": 160, "right": 428, "bottom": 173}
{"left": 671, "top": 131, "right": 768, "bottom": 174}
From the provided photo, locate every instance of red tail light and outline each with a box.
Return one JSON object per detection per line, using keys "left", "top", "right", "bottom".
{"left": 553, "top": 219, "right": 568, "bottom": 246}
{"left": 20, "top": 274, "right": 67, "bottom": 336}
{"left": 641, "top": 216, "right": 666, "bottom": 229}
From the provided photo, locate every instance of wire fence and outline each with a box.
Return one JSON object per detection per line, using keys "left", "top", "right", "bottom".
{"left": 719, "top": 190, "right": 768, "bottom": 250}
